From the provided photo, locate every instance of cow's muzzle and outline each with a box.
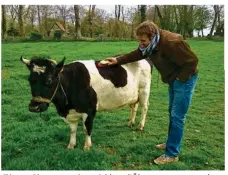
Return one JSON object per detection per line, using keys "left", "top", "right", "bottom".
{"left": 29, "top": 98, "right": 49, "bottom": 113}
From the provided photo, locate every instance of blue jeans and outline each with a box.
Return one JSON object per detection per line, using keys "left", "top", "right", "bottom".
{"left": 165, "top": 73, "right": 198, "bottom": 157}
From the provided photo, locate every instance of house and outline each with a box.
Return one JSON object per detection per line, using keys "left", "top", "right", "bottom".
{"left": 47, "top": 22, "right": 67, "bottom": 37}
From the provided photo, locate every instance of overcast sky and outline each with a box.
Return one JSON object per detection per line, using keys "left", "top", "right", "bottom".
{"left": 96, "top": 5, "right": 115, "bottom": 13}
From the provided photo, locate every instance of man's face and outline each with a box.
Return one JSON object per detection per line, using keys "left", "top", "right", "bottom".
{"left": 136, "top": 34, "right": 152, "bottom": 48}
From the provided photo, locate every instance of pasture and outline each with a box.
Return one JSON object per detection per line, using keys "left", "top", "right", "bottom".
{"left": 1, "top": 40, "right": 224, "bottom": 170}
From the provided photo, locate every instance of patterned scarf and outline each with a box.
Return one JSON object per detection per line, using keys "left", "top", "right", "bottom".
{"left": 138, "top": 30, "right": 160, "bottom": 57}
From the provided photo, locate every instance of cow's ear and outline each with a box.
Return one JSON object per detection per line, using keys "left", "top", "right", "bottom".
{"left": 55, "top": 57, "right": 66, "bottom": 73}
{"left": 20, "top": 56, "right": 31, "bottom": 66}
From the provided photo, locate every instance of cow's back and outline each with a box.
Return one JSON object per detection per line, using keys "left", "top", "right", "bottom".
{"left": 74, "top": 60, "right": 151, "bottom": 111}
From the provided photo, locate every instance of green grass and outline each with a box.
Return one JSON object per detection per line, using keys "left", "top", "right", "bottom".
{"left": 1, "top": 40, "right": 224, "bottom": 170}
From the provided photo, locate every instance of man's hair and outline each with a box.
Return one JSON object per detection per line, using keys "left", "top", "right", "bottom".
{"left": 136, "top": 21, "right": 159, "bottom": 39}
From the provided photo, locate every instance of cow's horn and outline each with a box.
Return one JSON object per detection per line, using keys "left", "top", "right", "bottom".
{"left": 20, "top": 56, "right": 30, "bottom": 65}
{"left": 49, "top": 59, "right": 57, "bottom": 65}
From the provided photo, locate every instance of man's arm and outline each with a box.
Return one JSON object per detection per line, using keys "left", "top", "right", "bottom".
{"left": 116, "top": 48, "right": 146, "bottom": 65}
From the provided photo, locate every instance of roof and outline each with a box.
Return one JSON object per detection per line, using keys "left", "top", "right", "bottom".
{"left": 48, "top": 22, "right": 66, "bottom": 32}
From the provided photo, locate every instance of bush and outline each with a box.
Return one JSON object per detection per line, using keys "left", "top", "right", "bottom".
{"left": 30, "top": 32, "right": 43, "bottom": 41}
{"left": 7, "top": 27, "right": 19, "bottom": 36}
{"left": 54, "top": 30, "right": 62, "bottom": 40}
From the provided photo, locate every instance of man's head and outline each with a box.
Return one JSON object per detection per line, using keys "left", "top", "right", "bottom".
{"left": 136, "top": 21, "right": 159, "bottom": 48}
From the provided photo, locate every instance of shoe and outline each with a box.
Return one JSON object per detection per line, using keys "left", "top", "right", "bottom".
{"left": 154, "top": 154, "right": 179, "bottom": 165}
{"left": 155, "top": 143, "right": 166, "bottom": 150}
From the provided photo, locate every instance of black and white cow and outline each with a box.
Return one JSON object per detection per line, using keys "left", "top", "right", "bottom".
{"left": 21, "top": 56, "right": 152, "bottom": 150}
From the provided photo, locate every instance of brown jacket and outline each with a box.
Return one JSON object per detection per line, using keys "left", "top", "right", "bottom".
{"left": 116, "top": 29, "right": 198, "bottom": 85}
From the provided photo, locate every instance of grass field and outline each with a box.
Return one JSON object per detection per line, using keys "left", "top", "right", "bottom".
{"left": 1, "top": 40, "right": 224, "bottom": 170}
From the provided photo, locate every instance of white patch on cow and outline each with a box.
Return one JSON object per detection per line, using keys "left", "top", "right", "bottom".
{"left": 67, "top": 122, "right": 78, "bottom": 149}
{"left": 82, "top": 113, "right": 88, "bottom": 133}
{"left": 63, "top": 109, "right": 91, "bottom": 150}
{"left": 83, "top": 135, "right": 92, "bottom": 150}
{"left": 64, "top": 109, "right": 84, "bottom": 123}
{"left": 33, "top": 64, "right": 46, "bottom": 74}
{"left": 74, "top": 60, "right": 151, "bottom": 112}
{"left": 127, "top": 102, "right": 139, "bottom": 127}
{"left": 66, "top": 59, "right": 152, "bottom": 149}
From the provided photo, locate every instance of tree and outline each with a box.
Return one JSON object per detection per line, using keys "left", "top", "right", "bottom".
{"left": 2, "top": 5, "right": 7, "bottom": 39}
{"left": 74, "top": 5, "right": 81, "bottom": 39}
{"left": 57, "top": 5, "right": 68, "bottom": 29}
{"left": 140, "top": 5, "right": 147, "bottom": 22}
{"left": 37, "top": 5, "right": 42, "bottom": 33}
{"left": 115, "top": 5, "right": 121, "bottom": 20}
{"left": 18, "top": 5, "right": 24, "bottom": 36}
{"left": 121, "top": 6, "right": 125, "bottom": 22}
{"left": 7, "top": 5, "right": 17, "bottom": 27}
{"left": 125, "top": 6, "right": 139, "bottom": 39}
{"left": 209, "top": 5, "right": 222, "bottom": 37}
{"left": 194, "top": 6, "right": 211, "bottom": 37}
{"left": 88, "top": 5, "right": 96, "bottom": 37}
{"left": 27, "top": 5, "right": 37, "bottom": 30}
{"left": 43, "top": 6, "right": 48, "bottom": 34}
{"left": 155, "top": 5, "right": 163, "bottom": 20}
{"left": 214, "top": 6, "right": 224, "bottom": 36}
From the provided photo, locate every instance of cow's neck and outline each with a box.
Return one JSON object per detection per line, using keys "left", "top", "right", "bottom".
{"left": 51, "top": 62, "right": 94, "bottom": 117}
{"left": 52, "top": 71, "right": 71, "bottom": 117}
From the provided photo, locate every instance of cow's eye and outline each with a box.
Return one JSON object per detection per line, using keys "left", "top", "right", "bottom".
{"left": 46, "top": 77, "right": 52, "bottom": 85}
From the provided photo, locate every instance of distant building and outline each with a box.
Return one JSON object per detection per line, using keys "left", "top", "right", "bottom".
{"left": 47, "top": 22, "right": 67, "bottom": 37}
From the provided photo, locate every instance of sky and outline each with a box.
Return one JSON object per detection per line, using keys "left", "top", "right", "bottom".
{"left": 96, "top": 5, "right": 115, "bottom": 13}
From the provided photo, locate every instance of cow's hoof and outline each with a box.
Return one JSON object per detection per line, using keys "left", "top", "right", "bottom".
{"left": 136, "top": 125, "right": 144, "bottom": 131}
{"left": 83, "top": 145, "right": 91, "bottom": 151}
{"left": 127, "top": 121, "right": 134, "bottom": 127}
{"left": 67, "top": 144, "right": 75, "bottom": 149}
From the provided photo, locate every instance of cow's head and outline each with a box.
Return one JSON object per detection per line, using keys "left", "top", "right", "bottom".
{"left": 21, "top": 56, "right": 66, "bottom": 113}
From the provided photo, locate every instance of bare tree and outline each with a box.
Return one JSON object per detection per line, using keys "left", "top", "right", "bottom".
{"left": 42, "top": 6, "right": 48, "bottom": 34}
{"left": 209, "top": 5, "right": 221, "bottom": 37}
{"left": 74, "top": 5, "right": 81, "bottom": 39}
{"left": 117, "top": 5, "right": 121, "bottom": 20}
{"left": 124, "top": 6, "right": 138, "bottom": 39}
{"left": 115, "top": 5, "right": 121, "bottom": 20}
{"left": 210, "top": 5, "right": 224, "bottom": 37}
{"left": 88, "top": 5, "right": 96, "bottom": 37}
{"left": 57, "top": 5, "right": 68, "bottom": 28}
{"left": 121, "top": 6, "right": 125, "bottom": 22}
{"left": 140, "top": 5, "right": 147, "bottom": 22}
{"left": 6, "top": 5, "right": 18, "bottom": 28}
{"left": 18, "top": 5, "right": 24, "bottom": 36}
{"left": 2, "top": 5, "right": 7, "bottom": 39}
{"left": 27, "top": 5, "right": 37, "bottom": 30}
{"left": 155, "top": 5, "right": 163, "bottom": 20}
{"left": 115, "top": 5, "right": 117, "bottom": 19}
{"left": 37, "top": 5, "right": 42, "bottom": 33}
{"left": 68, "top": 6, "right": 75, "bottom": 24}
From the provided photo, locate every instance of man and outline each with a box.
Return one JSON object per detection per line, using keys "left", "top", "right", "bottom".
{"left": 102, "top": 21, "right": 198, "bottom": 165}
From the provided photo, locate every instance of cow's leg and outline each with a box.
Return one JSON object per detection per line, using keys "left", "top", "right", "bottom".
{"left": 83, "top": 108, "right": 96, "bottom": 150}
{"left": 137, "top": 86, "right": 150, "bottom": 131}
{"left": 67, "top": 122, "right": 78, "bottom": 149}
{"left": 127, "top": 102, "right": 139, "bottom": 127}
{"left": 82, "top": 113, "right": 88, "bottom": 133}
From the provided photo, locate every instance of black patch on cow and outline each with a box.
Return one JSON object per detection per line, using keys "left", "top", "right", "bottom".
{"left": 53, "top": 62, "right": 98, "bottom": 136}
{"left": 53, "top": 62, "right": 97, "bottom": 117}
{"left": 95, "top": 61, "right": 127, "bottom": 88}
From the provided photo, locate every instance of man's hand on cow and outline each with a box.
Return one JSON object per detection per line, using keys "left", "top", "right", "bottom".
{"left": 105, "top": 57, "right": 118, "bottom": 65}
{"left": 98, "top": 58, "right": 118, "bottom": 67}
